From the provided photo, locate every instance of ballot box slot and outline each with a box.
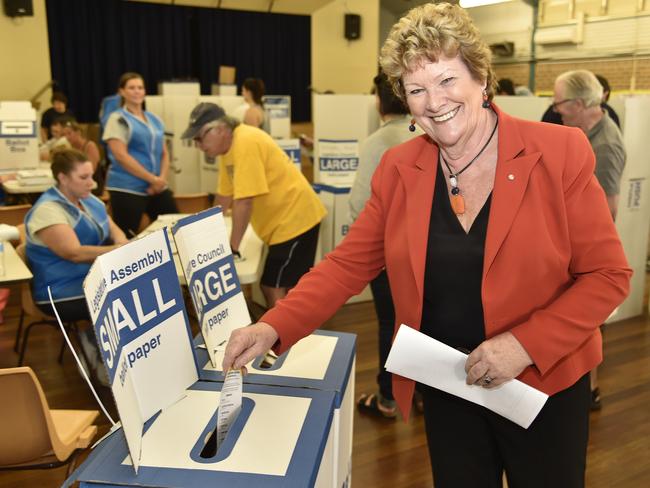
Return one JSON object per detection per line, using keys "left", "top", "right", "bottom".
{"left": 251, "top": 350, "right": 285, "bottom": 371}
{"left": 191, "top": 397, "right": 254, "bottom": 462}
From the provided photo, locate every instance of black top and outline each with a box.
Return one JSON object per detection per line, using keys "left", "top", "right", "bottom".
{"left": 40, "top": 107, "right": 74, "bottom": 138}
{"left": 419, "top": 161, "right": 492, "bottom": 351}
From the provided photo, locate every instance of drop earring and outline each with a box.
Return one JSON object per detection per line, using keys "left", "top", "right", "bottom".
{"left": 408, "top": 119, "right": 416, "bottom": 132}
{"left": 482, "top": 89, "right": 490, "bottom": 109}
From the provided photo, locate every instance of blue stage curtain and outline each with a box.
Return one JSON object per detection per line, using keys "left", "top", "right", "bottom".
{"left": 195, "top": 8, "right": 311, "bottom": 122}
{"left": 45, "top": 0, "right": 311, "bottom": 123}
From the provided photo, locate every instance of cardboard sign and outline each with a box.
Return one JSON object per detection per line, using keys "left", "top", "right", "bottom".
{"left": 317, "top": 139, "right": 359, "bottom": 185}
{"left": 83, "top": 230, "right": 199, "bottom": 471}
{"left": 276, "top": 138, "right": 302, "bottom": 173}
{"left": 172, "top": 207, "right": 251, "bottom": 367}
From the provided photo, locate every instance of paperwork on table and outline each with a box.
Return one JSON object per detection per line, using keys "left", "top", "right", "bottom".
{"left": 385, "top": 324, "right": 548, "bottom": 428}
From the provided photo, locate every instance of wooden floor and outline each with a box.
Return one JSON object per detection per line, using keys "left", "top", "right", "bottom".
{"left": 0, "top": 286, "right": 649, "bottom": 487}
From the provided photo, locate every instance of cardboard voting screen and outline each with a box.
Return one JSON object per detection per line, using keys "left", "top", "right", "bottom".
{"left": 83, "top": 230, "right": 199, "bottom": 471}
{"left": 172, "top": 207, "right": 251, "bottom": 367}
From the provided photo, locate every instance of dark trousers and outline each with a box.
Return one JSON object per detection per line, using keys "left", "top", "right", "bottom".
{"left": 109, "top": 189, "right": 178, "bottom": 236}
{"left": 369, "top": 269, "right": 395, "bottom": 401}
{"left": 421, "top": 373, "right": 590, "bottom": 488}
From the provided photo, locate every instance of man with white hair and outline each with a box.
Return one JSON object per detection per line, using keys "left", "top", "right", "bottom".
{"left": 182, "top": 103, "right": 326, "bottom": 308}
{"left": 552, "top": 69, "right": 625, "bottom": 219}
{"left": 553, "top": 69, "right": 626, "bottom": 411}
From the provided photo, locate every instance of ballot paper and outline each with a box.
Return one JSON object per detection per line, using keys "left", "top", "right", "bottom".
{"left": 385, "top": 324, "right": 548, "bottom": 429}
{"left": 216, "top": 369, "right": 243, "bottom": 450}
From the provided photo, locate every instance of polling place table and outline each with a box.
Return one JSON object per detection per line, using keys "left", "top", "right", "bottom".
{"left": 0, "top": 240, "right": 32, "bottom": 285}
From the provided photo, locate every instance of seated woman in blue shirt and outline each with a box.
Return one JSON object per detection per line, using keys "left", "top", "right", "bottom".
{"left": 25, "top": 148, "right": 127, "bottom": 322}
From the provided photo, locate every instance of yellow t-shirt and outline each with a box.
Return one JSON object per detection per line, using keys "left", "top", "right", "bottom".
{"left": 218, "top": 125, "right": 326, "bottom": 245}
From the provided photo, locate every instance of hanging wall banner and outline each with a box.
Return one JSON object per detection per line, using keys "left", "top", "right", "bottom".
{"left": 172, "top": 207, "right": 251, "bottom": 368}
{"left": 317, "top": 139, "right": 359, "bottom": 185}
{"left": 83, "top": 230, "right": 198, "bottom": 472}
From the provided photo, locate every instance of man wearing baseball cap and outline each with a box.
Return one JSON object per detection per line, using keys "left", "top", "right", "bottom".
{"left": 182, "top": 102, "right": 326, "bottom": 307}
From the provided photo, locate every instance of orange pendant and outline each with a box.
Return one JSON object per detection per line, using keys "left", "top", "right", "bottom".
{"left": 451, "top": 194, "right": 465, "bottom": 215}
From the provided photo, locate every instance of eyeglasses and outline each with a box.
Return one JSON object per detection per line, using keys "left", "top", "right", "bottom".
{"left": 551, "top": 98, "right": 575, "bottom": 112}
{"left": 193, "top": 126, "right": 215, "bottom": 145}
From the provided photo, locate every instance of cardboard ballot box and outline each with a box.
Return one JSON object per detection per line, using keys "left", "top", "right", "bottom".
{"left": 0, "top": 101, "right": 39, "bottom": 172}
{"left": 66, "top": 382, "right": 337, "bottom": 488}
{"left": 194, "top": 330, "right": 356, "bottom": 488}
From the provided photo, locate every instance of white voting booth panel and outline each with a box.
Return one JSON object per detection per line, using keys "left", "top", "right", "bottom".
{"left": 313, "top": 94, "right": 379, "bottom": 185}
{"left": 68, "top": 383, "right": 337, "bottom": 488}
{"left": 159, "top": 82, "right": 200, "bottom": 96}
{"left": 0, "top": 101, "right": 39, "bottom": 172}
{"left": 194, "top": 329, "right": 356, "bottom": 488}
{"left": 163, "top": 96, "right": 202, "bottom": 194}
{"left": 315, "top": 183, "right": 373, "bottom": 304}
{"left": 493, "top": 96, "right": 551, "bottom": 122}
{"left": 607, "top": 95, "right": 650, "bottom": 320}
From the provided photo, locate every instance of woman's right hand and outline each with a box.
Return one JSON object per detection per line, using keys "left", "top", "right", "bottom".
{"left": 222, "top": 322, "right": 279, "bottom": 371}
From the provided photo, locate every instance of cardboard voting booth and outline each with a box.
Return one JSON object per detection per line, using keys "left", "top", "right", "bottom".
{"left": 313, "top": 94, "right": 379, "bottom": 185}
{"left": 0, "top": 101, "right": 39, "bottom": 172}
{"left": 68, "top": 383, "right": 337, "bottom": 488}
{"left": 263, "top": 95, "right": 291, "bottom": 139}
{"left": 314, "top": 183, "right": 372, "bottom": 304}
{"left": 193, "top": 329, "right": 356, "bottom": 488}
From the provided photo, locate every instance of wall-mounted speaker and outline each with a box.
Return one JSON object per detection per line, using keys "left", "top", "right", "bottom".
{"left": 344, "top": 14, "right": 361, "bottom": 41}
{"left": 3, "top": 0, "right": 33, "bottom": 17}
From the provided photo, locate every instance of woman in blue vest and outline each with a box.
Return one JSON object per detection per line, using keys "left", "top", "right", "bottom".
{"left": 25, "top": 148, "right": 127, "bottom": 322}
{"left": 103, "top": 72, "right": 178, "bottom": 236}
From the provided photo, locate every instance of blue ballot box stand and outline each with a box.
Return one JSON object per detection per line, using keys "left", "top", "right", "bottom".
{"left": 66, "top": 383, "right": 337, "bottom": 488}
{"left": 194, "top": 329, "right": 356, "bottom": 488}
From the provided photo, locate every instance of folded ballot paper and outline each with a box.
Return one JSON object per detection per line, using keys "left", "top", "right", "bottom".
{"left": 83, "top": 230, "right": 198, "bottom": 472}
{"left": 172, "top": 207, "right": 251, "bottom": 368}
{"left": 385, "top": 324, "right": 548, "bottom": 429}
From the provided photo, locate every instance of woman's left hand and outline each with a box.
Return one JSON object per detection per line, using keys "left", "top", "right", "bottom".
{"left": 464, "top": 332, "right": 533, "bottom": 388}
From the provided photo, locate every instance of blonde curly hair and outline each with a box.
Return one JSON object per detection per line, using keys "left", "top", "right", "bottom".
{"left": 380, "top": 2, "right": 496, "bottom": 102}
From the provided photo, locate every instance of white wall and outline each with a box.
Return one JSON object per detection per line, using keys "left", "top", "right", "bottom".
{"left": 312, "top": 0, "right": 380, "bottom": 94}
{"left": 0, "top": 0, "right": 51, "bottom": 112}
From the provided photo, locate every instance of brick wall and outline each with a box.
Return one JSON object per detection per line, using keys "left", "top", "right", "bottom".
{"left": 492, "top": 63, "right": 530, "bottom": 90}
{"left": 493, "top": 57, "right": 650, "bottom": 93}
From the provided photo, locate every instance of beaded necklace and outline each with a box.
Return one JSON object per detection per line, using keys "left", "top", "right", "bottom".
{"left": 439, "top": 118, "right": 498, "bottom": 215}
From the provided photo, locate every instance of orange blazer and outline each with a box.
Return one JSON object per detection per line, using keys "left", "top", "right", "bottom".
{"left": 263, "top": 106, "right": 632, "bottom": 420}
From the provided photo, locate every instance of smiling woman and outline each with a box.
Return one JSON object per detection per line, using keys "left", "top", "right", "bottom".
{"left": 220, "top": 3, "right": 631, "bottom": 487}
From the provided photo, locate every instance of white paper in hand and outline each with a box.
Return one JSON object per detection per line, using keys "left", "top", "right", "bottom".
{"left": 216, "top": 369, "right": 243, "bottom": 449}
{"left": 385, "top": 324, "right": 548, "bottom": 429}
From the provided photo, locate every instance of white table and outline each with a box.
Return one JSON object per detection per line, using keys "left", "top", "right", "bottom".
{"left": 2, "top": 179, "right": 54, "bottom": 195}
{"left": 0, "top": 241, "right": 32, "bottom": 284}
{"left": 139, "top": 213, "right": 264, "bottom": 285}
